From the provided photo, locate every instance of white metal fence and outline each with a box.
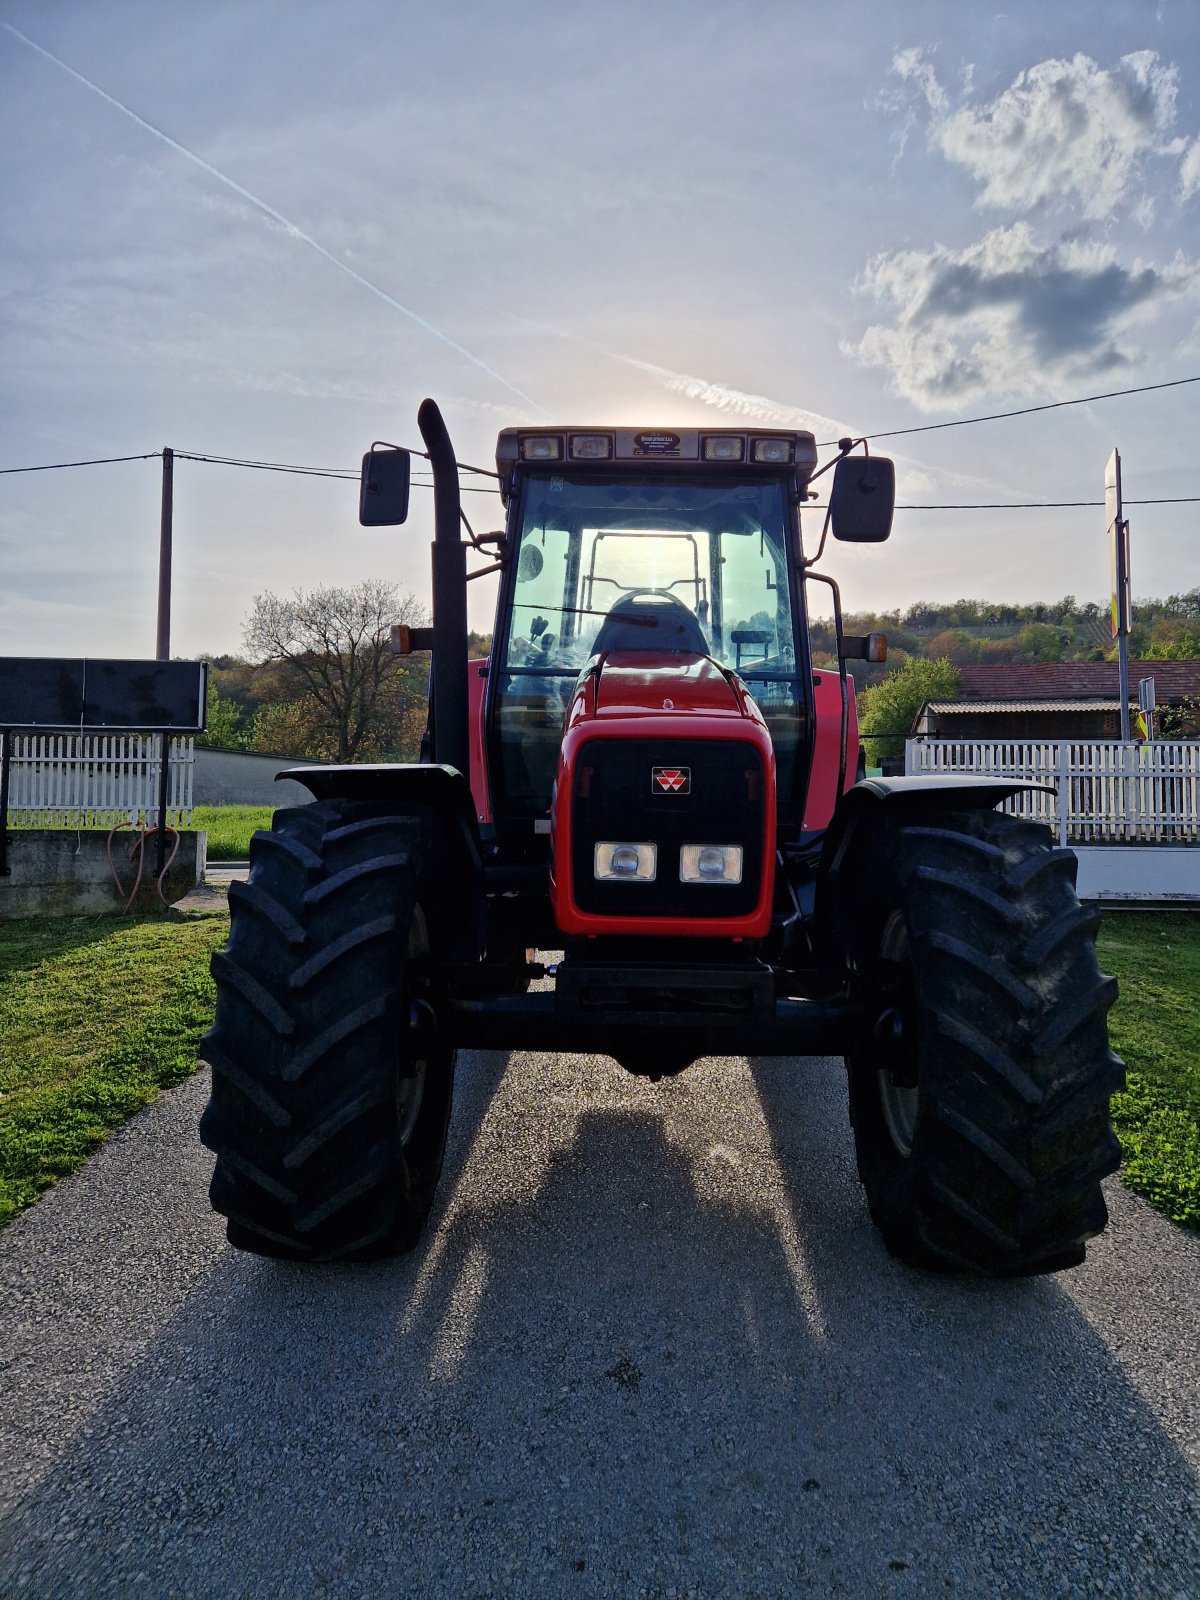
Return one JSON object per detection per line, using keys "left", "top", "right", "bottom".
{"left": 906, "top": 738, "right": 1200, "bottom": 844}
{"left": 4, "top": 734, "right": 195, "bottom": 828}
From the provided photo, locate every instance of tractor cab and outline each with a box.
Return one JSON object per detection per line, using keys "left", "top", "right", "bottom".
{"left": 488, "top": 428, "right": 819, "bottom": 833}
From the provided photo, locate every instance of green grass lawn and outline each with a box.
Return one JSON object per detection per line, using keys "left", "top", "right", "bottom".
{"left": 1099, "top": 912, "right": 1200, "bottom": 1230}
{"left": 0, "top": 906, "right": 228, "bottom": 1227}
{"left": 192, "top": 804, "right": 275, "bottom": 860}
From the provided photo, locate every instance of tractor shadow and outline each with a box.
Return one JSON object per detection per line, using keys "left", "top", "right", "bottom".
{"left": 0, "top": 1047, "right": 1198, "bottom": 1598}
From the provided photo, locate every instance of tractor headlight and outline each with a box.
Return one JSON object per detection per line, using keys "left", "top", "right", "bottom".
{"left": 679, "top": 844, "right": 743, "bottom": 884}
{"left": 521, "top": 435, "right": 562, "bottom": 461}
{"left": 594, "top": 841, "right": 657, "bottom": 881}
{"left": 570, "top": 433, "right": 612, "bottom": 460}
{"left": 751, "top": 437, "right": 792, "bottom": 464}
{"left": 702, "top": 435, "right": 745, "bottom": 462}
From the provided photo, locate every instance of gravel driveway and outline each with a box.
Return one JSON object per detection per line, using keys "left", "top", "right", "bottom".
{"left": 1, "top": 1041, "right": 1197, "bottom": 1599}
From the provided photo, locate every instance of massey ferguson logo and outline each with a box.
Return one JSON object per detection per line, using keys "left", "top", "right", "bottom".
{"left": 652, "top": 766, "right": 691, "bottom": 794}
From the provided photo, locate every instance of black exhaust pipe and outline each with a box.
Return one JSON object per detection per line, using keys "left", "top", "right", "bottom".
{"left": 417, "top": 398, "right": 469, "bottom": 780}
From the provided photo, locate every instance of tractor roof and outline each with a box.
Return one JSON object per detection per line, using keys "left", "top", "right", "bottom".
{"left": 495, "top": 425, "right": 818, "bottom": 479}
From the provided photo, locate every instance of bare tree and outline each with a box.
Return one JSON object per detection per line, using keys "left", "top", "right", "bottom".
{"left": 243, "top": 581, "right": 429, "bottom": 763}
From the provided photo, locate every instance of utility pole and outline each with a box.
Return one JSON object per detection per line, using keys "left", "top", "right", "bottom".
{"left": 1105, "top": 448, "right": 1132, "bottom": 743}
{"left": 154, "top": 447, "right": 174, "bottom": 872}
{"left": 156, "top": 447, "right": 174, "bottom": 661}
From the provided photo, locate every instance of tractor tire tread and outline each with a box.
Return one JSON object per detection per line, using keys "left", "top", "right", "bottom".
{"left": 200, "top": 1038, "right": 292, "bottom": 1127}
{"left": 201, "top": 800, "right": 455, "bottom": 1261}
{"left": 209, "top": 952, "right": 295, "bottom": 1037}
{"left": 847, "top": 807, "right": 1123, "bottom": 1276}
{"left": 226, "top": 880, "right": 308, "bottom": 947}
{"left": 289, "top": 915, "right": 399, "bottom": 990}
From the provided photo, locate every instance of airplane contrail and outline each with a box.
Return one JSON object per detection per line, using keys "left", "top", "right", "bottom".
{"left": 613, "top": 354, "right": 852, "bottom": 442}
{"left": 614, "top": 356, "right": 1018, "bottom": 496}
{"left": 517, "top": 319, "right": 1017, "bottom": 499}
{"left": 2, "top": 22, "right": 546, "bottom": 416}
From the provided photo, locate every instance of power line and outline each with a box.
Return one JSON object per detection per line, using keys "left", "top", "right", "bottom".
{"left": 176, "top": 447, "right": 500, "bottom": 481}
{"left": 174, "top": 450, "right": 357, "bottom": 481}
{"left": 0, "top": 452, "right": 161, "bottom": 474}
{"left": 887, "top": 497, "right": 1200, "bottom": 510}
{"left": 820, "top": 373, "right": 1200, "bottom": 448}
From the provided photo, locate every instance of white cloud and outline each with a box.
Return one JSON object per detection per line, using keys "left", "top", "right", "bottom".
{"left": 894, "top": 48, "right": 1185, "bottom": 220}
{"left": 846, "top": 223, "right": 1197, "bottom": 410}
{"left": 892, "top": 45, "right": 949, "bottom": 116}
{"left": 1181, "top": 138, "right": 1200, "bottom": 200}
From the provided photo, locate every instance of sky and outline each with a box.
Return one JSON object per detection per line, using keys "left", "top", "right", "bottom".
{"left": 1, "top": 0, "right": 1198, "bottom": 659}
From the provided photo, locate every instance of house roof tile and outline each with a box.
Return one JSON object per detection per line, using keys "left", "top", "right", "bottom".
{"left": 955, "top": 660, "right": 1200, "bottom": 702}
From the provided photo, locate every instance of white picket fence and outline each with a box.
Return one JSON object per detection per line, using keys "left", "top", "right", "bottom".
{"left": 4, "top": 734, "right": 195, "bottom": 828}
{"left": 906, "top": 738, "right": 1200, "bottom": 844}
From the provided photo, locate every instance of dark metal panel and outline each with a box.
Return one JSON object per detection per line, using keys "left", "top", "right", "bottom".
{"left": 0, "top": 660, "right": 85, "bottom": 726}
{"left": 0, "top": 658, "right": 207, "bottom": 732}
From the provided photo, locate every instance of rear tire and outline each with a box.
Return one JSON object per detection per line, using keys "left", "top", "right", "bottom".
{"left": 199, "top": 800, "right": 455, "bottom": 1261}
{"left": 845, "top": 809, "right": 1124, "bottom": 1276}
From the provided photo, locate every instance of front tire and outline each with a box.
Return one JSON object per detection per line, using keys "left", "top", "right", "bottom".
{"left": 199, "top": 801, "right": 455, "bottom": 1261}
{"left": 845, "top": 809, "right": 1124, "bottom": 1276}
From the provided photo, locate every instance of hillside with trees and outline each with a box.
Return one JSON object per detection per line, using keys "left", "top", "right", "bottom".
{"left": 198, "top": 585, "right": 1198, "bottom": 762}
{"left": 811, "top": 588, "right": 1200, "bottom": 691}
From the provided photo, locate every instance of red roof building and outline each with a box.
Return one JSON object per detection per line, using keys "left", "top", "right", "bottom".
{"left": 915, "top": 659, "right": 1200, "bottom": 740}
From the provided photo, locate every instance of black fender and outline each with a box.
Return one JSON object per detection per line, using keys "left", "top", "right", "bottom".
{"left": 813, "top": 774, "right": 1055, "bottom": 965}
{"left": 277, "top": 762, "right": 485, "bottom": 963}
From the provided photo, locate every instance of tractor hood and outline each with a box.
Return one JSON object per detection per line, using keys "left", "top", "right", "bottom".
{"left": 550, "top": 649, "right": 777, "bottom": 940}
{"left": 588, "top": 652, "right": 751, "bottom": 723}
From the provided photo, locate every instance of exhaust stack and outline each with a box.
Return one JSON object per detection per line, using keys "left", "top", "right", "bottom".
{"left": 417, "top": 398, "right": 469, "bottom": 780}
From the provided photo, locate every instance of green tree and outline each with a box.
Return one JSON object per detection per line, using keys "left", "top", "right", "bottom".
{"left": 857, "top": 656, "right": 960, "bottom": 762}
{"left": 1143, "top": 617, "right": 1200, "bottom": 659}
{"left": 247, "top": 698, "right": 328, "bottom": 759}
{"left": 1017, "top": 622, "right": 1067, "bottom": 663}
{"left": 1162, "top": 587, "right": 1200, "bottom": 620}
{"left": 195, "top": 679, "right": 250, "bottom": 749}
{"left": 925, "top": 628, "right": 977, "bottom": 664}
{"left": 1158, "top": 694, "right": 1200, "bottom": 737}
{"left": 243, "top": 581, "right": 429, "bottom": 763}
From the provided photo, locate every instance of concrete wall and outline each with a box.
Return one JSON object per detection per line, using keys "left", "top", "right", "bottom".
{"left": 0, "top": 830, "right": 206, "bottom": 918}
{"left": 192, "top": 747, "right": 322, "bottom": 807}
{"left": 1074, "top": 845, "right": 1200, "bottom": 903}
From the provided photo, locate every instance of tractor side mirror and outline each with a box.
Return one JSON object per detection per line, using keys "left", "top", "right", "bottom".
{"left": 829, "top": 454, "right": 895, "bottom": 543}
{"left": 359, "top": 446, "right": 411, "bottom": 526}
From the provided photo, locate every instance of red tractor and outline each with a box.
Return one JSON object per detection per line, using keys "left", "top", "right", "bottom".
{"left": 200, "top": 400, "right": 1123, "bottom": 1274}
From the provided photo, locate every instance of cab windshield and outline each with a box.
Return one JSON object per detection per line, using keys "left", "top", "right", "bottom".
{"left": 495, "top": 472, "right": 807, "bottom": 816}
{"left": 505, "top": 474, "right": 796, "bottom": 675}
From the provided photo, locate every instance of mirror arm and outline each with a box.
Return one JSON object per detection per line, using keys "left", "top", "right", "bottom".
{"left": 459, "top": 507, "right": 487, "bottom": 549}
{"left": 807, "top": 435, "right": 866, "bottom": 488}
{"left": 370, "top": 438, "right": 427, "bottom": 459}
{"left": 801, "top": 505, "right": 833, "bottom": 571}
{"left": 804, "top": 568, "right": 850, "bottom": 804}
{"left": 466, "top": 560, "right": 504, "bottom": 582}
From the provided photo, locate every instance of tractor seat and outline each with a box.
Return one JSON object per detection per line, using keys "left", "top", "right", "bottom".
{"left": 592, "top": 591, "right": 708, "bottom": 656}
